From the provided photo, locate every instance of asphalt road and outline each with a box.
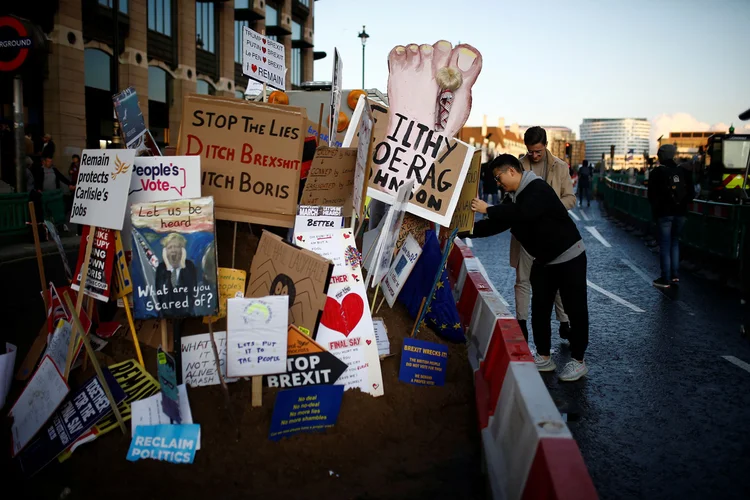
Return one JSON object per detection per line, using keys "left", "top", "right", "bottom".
{"left": 468, "top": 200, "right": 750, "bottom": 500}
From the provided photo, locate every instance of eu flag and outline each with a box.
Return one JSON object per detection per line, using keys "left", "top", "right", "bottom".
{"left": 399, "top": 230, "right": 465, "bottom": 343}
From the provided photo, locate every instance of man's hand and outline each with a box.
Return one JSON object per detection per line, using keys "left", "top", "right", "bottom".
{"left": 471, "top": 198, "right": 489, "bottom": 214}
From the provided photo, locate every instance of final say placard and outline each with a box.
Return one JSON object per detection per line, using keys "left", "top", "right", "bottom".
{"left": 130, "top": 197, "right": 218, "bottom": 320}
{"left": 178, "top": 95, "right": 307, "bottom": 227}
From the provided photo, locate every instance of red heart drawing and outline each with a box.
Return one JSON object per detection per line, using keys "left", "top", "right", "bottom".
{"left": 262, "top": 38, "right": 266, "bottom": 45}
{"left": 343, "top": 233, "right": 350, "bottom": 239}
{"left": 251, "top": 64, "right": 258, "bottom": 73}
{"left": 366, "top": 339, "right": 372, "bottom": 345}
{"left": 263, "top": 57, "right": 267, "bottom": 63}
{"left": 296, "top": 235, "right": 303, "bottom": 242}
{"left": 373, "top": 383, "right": 379, "bottom": 390}
{"left": 262, "top": 46, "right": 267, "bottom": 53}
{"left": 320, "top": 294, "right": 364, "bottom": 337}
{"left": 352, "top": 274, "right": 359, "bottom": 282}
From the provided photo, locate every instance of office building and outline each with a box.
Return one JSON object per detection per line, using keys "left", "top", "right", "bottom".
{"left": 580, "top": 118, "right": 650, "bottom": 165}
{"left": 550, "top": 139, "right": 586, "bottom": 168}
{"left": 658, "top": 131, "right": 715, "bottom": 160}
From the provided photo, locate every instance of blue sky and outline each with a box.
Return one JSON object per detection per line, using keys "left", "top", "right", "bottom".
{"left": 313, "top": 0, "right": 750, "bottom": 144}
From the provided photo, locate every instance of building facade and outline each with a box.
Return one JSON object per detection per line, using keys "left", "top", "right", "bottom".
{"left": 550, "top": 139, "right": 585, "bottom": 168}
{"left": 658, "top": 131, "right": 715, "bottom": 160}
{"left": 580, "top": 118, "right": 650, "bottom": 164}
{"left": 0, "top": 0, "right": 319, "bottom": 180}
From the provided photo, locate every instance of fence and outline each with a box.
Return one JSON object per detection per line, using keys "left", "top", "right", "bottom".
{"left": 0, "top": 190, "right": 67, "bottom": 242}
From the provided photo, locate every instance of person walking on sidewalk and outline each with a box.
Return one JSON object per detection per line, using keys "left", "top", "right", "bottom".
{"left": 577, "top": 160, "right": 592, "bottom": 207}
{"left": 470, "top": 154, "right": 589, "bottom": 382}
{"left": 512, "top": 126, "right": 577, "bottom": 341}
{"left": 647, "top": 144, "right": 691, "bottom": 288}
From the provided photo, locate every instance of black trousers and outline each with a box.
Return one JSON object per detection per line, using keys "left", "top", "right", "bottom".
{"left": 530, "top": 252, "right": 589, "bottom": 360}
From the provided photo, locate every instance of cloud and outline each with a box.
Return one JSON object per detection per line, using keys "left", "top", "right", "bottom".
{"left": 649, "top": 113, "right": 746, "bottom": 152}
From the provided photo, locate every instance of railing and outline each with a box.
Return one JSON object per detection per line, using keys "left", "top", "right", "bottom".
{"left": 0, "top": 190, "right": 67, "bottom": 242}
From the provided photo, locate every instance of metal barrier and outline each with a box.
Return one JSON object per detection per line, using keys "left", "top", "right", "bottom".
{"left": 0, "top": 190, "right": 67, "bottom": 241}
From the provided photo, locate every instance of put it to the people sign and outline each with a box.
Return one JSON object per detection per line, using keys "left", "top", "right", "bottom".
{"left": 242, "top": 26, "right": 286, "bottom": 90}
{"left": 70, "top": 149, "right": 136, "bottom": 231}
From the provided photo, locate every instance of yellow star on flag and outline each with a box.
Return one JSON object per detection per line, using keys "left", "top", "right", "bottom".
{"left": 436, "top": 280, "right": 444, "bottom": 290}
{"left": 453, "top": 323, "right": 461, "bottom": 329}
{"left": 440, "top": 323, "right": 447, "bottom": 330}
{"left": 426, "top": 306, "right": 432, "bottom": 313}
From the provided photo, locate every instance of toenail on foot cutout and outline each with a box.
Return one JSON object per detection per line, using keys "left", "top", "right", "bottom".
{"left": 457, "top": 48, "right": 477, "bottom": 71}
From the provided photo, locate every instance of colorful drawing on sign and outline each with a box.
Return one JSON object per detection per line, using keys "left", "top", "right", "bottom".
{"left": 242, "top": 26, "right": 286, "bottom": 90}
{"left": 368, "top": 179, "right": 414, "bottom": 288}
{"left": 226, "top": 296, "right": 288, "bottom": 377}
{"left": 328, "top": 48, "right": 343, "bottom": 146}
{"left": 71, "top": 225, "right": 115, "bottom": 302}
{"left": 203, "top": 268, "right": 246, "bottom": 324}
{"left": 299, "top": 147, "right": 357, "bottom": 215}
{"left": 265, "top": 326, "right": 347, "bottom": 389}
{"left": 16, "top": 369, "right": 125, "bottom": 477}
{"left": 157, "top": 347, "right": 180, "bottom": 423}
{"left": 296, "top": 228, "right": 384, "bottom": 397}
{"left": 382, "top": 234, "right": 422, "bottom": 308}
{"left": 246, "top": 231, "right": 333, "bottom": 337}
{"left": 446, "top": 149, "right": 481, "bottom": 235}
{"left": 127, "top": 424, "right": 200, "bottom": 464}
{"left": 69, "top": 149, "right": 136, "bottom": 231}
{"left": 130, "top": 197, "right": 218, "bottom": 320}
{"left": 268, "top": 385, "right": 344, "bottom": 441}
{"left": 294, "top": 205, "right": 343, "bottom": 239}
{"left": 181, "top": 331, "right": 237, "bottom": 387}
{"left": 178, "top": 95, "right": 306, "bottom": 227}
{"left": 398, "top": 338, "right": 448, "bottom": 386}
{"left": 342, "top": 95, "right": 374, "bottom": 223}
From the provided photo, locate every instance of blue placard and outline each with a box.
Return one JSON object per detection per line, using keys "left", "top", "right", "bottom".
{"left": 398, "top": 338, "right": 448, "bottom": 386}
{"left": 269, "top": 385, "right": 344, "bottom": 441}
{"left": 127, "top": 424, "right": 200, "bottom": 464}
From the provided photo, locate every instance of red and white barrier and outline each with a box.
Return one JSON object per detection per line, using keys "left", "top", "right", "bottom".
{"left": 449, "top": 238, "right": 598, "bottom": 500}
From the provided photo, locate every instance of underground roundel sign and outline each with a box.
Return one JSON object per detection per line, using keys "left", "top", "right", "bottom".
{"left": 0, "top": 16, "right": 32, "bottom": 73}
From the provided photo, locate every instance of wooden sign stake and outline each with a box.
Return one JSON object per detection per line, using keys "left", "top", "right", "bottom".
{"left": 375, "top": 294, "right": 387, "bottom": 315}
{"left": 410, "top": 297, "right": 427, "bottom": 338}
{"left": 28, "top": 201, "right": 48, "bottom": 312}
{"left": 63, "top": 225, "right": 97, "bottom": 380}
{"left": 82, "top": 296, "right": 94, "bottom": 372}
{"left": 370, "top": 284, "right": 380, "bottom": 314}
{"left": 63, "top": 293, "right": 127, "bottom": 434}
{"left": 316, "top": 102, "right": 324, "bottom": 147}
{"left": 160, "top": 319, "right": 169, "bottom": 352}
{"left": 231, "top": 221, "right": 238, "bottom": 269}
{"left": 251, "top": 376, "right": 262, "bottom": 407}
{"left": 121, "top": 294, "right": 144, "bottom": 367}
{"left": 208, "top": 319, "right": 239, "bottom": 438}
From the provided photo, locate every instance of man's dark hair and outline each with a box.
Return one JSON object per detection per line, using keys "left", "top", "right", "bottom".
{"left": 489, "top": 154, "right": 524, "bottom": 174}
{"left": 524, "top": 126, "right": 547, "bottom": 146}
{"left": 582, "top": 159, "right": 589, "bottom": 168}
{"left": 72, "top": 154, "right": 80, "bottom": 161}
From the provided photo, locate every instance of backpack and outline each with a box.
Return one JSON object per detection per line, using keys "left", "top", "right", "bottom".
{"left": 664, "top": 166, "right": 687, "bottom": 208}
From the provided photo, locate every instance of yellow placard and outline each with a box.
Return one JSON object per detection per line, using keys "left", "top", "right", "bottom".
{"left": 203, "top": 267, "right": 247, "bottom": 323}
{"left": 112, "top": 231, "right": 133, "bottom": 299}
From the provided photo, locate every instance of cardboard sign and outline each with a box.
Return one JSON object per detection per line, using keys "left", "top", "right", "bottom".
{"left": 131, "top": 385, "right": 197, "bottom": 449}
{"left": 130, "top": 197, "right": 219, "bottom": 320}
{"left": 226, "top": 296, "right": 288, "bottom": 377}
{"left": 268, "top": 385, "right": 344, "bottom": 441}
{"left": 71, "top": 226, "right": 115, "bottom": 302}
{"left": 396, "top": 213, "right": 430, "bottom": 254}
{"left": 70, "top": 149, "right": 136, "bottom": 230}
{"left": 15, "top": 369, "right": 126, "bottom": 477}
{"left": 112, "top": 231, "right": 133, "bottom": 299}
{"left": 398, "top": 338, "right": 448, "bottom": 387}
{"left": 43, "top": 320, "right": 75, "bottom": 373}
{"left": 49, "top": 284, "right": 92, "bottom": 337}
{"left": 246, "top": 231, "right": 333, "bottom": 337}
{"left": 203, "top": 268, "right": 246, "bottom": 324}
{"left": 10, "top": 356, "right": 70, "bottom": 456}
{"left": 299, "top": 147, "right": 357, "bottom": 215}
{"left": 342, "top": 96, "right": 374, "bottom": 222}
{"left": 178, "top": 95, "right": 306, "bottom": 227}
{"left": 181, "top": 332, "right": 237, "bottom": 387}
{"left": 113, "top": 87, "right": 147, "bottom": 148}
{"left": 296, "top": 228, "right": 384, "bottom": 397}
{"left": 157, "top": 347, "right": 180, "bottom": 423}
{"left": 294, "top": 205, "right": 344, "bottom": 238}
{"left": 368, "top": 179, "right": 414, "bottom": 288}
{"left": 123, "top": 156, "right": 202, "bottom": 251}
{"left": 242, "top": 26, "right": 286, "bottom": 90}
{"left": 371, "top": 318, "right": 391, "bottom": 358}
{"left": 328, "top": 48, "right": 343, "bottom": 146}
{"left": 127, "top": 424, "right": 200, "bottom": 464}
{"left": 447, "top": 149, "right": 481, "bottom": 235}
{"left": 0, "top": 343, "right": 16, "bottom": 409}
{"left": 382, "top": 234, "right": 422, "bottom": 308}
{"left": 266, "top": 326, "right": 347, "bottom": 389}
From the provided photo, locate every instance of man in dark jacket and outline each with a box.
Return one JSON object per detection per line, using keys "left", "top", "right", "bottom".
{"left": 647, "top": 144, "right": 691, "bottom": 288}
{"left": 577, "top": 160, "right": 592, "bottom": 207}
{"left": 469, "top": 154, "right": 589, "bottom": 382}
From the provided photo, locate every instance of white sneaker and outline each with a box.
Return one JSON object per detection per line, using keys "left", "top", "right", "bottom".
{"left": 558, "top": 360, "right": 588, "bottom": 382}
{"left": 534, "top": 354, "right": 556, "bottom": 372}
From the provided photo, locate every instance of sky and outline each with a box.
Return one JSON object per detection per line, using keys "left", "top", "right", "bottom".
{"left": 312, "top": 0, "right": 750, "bottom": 151}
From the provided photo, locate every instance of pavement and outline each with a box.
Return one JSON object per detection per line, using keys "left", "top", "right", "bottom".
{"left": 468, "top": 200, "right": 750, "bottom": 500}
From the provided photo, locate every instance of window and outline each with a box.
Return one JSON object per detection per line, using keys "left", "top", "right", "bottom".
{"left": 196, "top": 2, "right": 216, "bottom": 53}
{"left": 84, "top": 49, "right": 112, "bottom": 91}
{"left": 235, "top": 20, "right": 249, "bottom": 64}
{"left": 197, "top": 79, "right": 216, "bottom": 95}
{"left": 235, "top": 90, "right": 245, "bottom": 99}
{"left": 297, "top": 0, "right": 310, "bottom": 7}
{"left": 291, "top": 49, "right": 302, "bottom": 86}
{"left": 148, "top": 0, "right": 171, "bottom": 36}
{"left": 98, "top": 0, "right": 128, "bottom": 14}
{"left": 235, "top": 0, "right": 250, "bottom": 8}
{"left": 148, "top": 66, "right": 169, "bottom": 103}
{"left": 265, "top": 4, "right": 278, "bottom": 25}
{"left": 292, "top": 20, "right": 302, "bottom": 40}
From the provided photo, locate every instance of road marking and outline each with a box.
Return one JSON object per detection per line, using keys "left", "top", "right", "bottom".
{"left": 579, "top": 210, "right": 590, "bottom": 221}
{"left": 585, "top": 227, "right": 612, "bottom": 248}
{"left": 465, "top": 238, "right": 473, "bottom": 248}
{"left": 621, "top": 259, "right": 652, "bottom": 284}
{"left": 569, "top": 211, "right": 581, "bottom": 221}
{"left": 587, "top": 280, "right": 645, "bottom": 312}
{"left": 722, "top": 356, "right": 750, "bottom": 374}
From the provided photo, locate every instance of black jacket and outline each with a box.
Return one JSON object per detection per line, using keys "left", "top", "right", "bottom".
{"left": 472, "top": 178, "right": 582, "bottom": 264}
{"left": 647, "top": 160, "right": 691, "bottom": 218}
{"left": 29, "top": 165, "right": 71, "bottom": 191}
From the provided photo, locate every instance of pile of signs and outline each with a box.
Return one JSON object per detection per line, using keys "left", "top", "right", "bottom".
{"left": 2, "top": 38, "right": 484, "bottom": 474}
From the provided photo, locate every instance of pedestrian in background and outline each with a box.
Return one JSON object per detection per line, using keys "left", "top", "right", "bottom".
{"left": 647, "top": 144, "right": 691, "bottom": 288}
{"left": 577, "top": 160, "right": 592, "bottom": 207}
{"left": 481, "top": 156, "right": 500, "bottom": 208}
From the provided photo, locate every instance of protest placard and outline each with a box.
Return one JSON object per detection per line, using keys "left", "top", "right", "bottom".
{"left": 203, "top": 268, "right": 246, "bottom": 324}
{"left": 371, "top": 318, "right": 391, "bottom": 358}
{"left": 112, "top": 232, "right": 133, "bottom": 300}
{"left": 10, "top": 356, "right": 70, "bottom": 456}
{"left": 157, "top": 347, "right": 180, "bottom": 422}
{"left": 398, "top": 338, "right": 448, "bottom": 386}
{"left": 242, "top": 26, "right": 286, "bottom": 90}
{"left": 246, "top": 231, "right": 333, "bottom": 337}
{"left": 43, "top": 221, "right": 72, "bottom": 282}
{"left": 127, "top": 424, "right": 200, "bottom": 464}
{"left": 43, "top": 320, "right": 75, "bottom": 373}
{"left": 113, "top": 87, "right": 147, "bottom": 149}
{"left": 446, "top": 149, "right": 481, "bottom": 235}
{"left": 368, "top": 180, "right": 414, "bottom": 288}
{"left": 342, "top": 95, "right": 374, "bottom": 223}
{"left": 266, "top": 326, "right": 347, "bottom": 389}
{"left": 178, "top": 95, "right": 306, "bottom": 227}
{"left": 181, "top": 331, "right": 237, "bottom": 387}
{"left": 0, "top": 343, "right": 16, "bottom": 409}
{"left": 268, "top": 385, "right": 344, "bottom": 441}
{"left": 382, "top": 234, "right": 422, "bottom": 308}
{"left": 226, "top": 296, "right": 288, "bottom": 377}
{"left": 296, "top": 228, "right": 384, "bottom": 397}
{"left": 71, "top": 226, "right": 115, "bottom": 302}
{"left": 69, "top": 149, "right": 136, "bottom": 231}
{"left": 130, "top": 197, "right": 218, "bottom": 320}
{"left": 328, "top": 48, "right": 343, "bottom": 146}
{"left": 48, "top": 284, "right": 91, "bottom": 336}
{"left": 16, "top": 368, "right": 125, "bottom": 477}
{"left": 131, "top": 384, "right": 198, "bottom": 448}
{"left": 396, "top": 213, "right": 431, "bottom": 253}
{"left": 299, "top": 147, "right": 357, "bottom": 215}
{"left": 293, "top": 205, "right": 343, "bottom": 239}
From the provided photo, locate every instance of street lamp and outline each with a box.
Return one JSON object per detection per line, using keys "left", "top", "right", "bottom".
{"left": 358, "top": 25, "right": 369, "bottom": 89}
